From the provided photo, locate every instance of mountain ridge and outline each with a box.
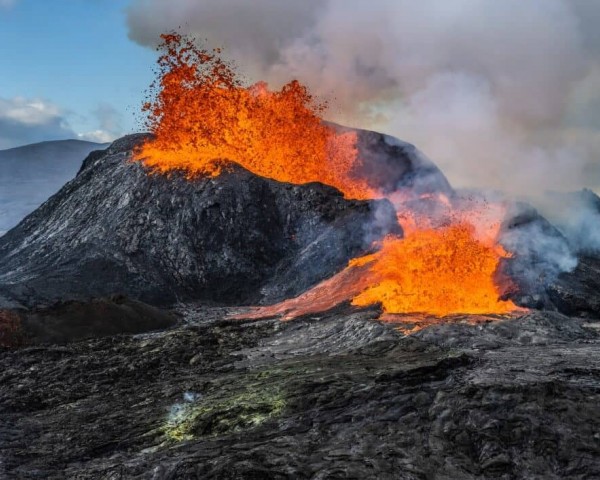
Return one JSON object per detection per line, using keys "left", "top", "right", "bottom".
{"left": 0, "top": 139, "right": 109, "bottom": 235}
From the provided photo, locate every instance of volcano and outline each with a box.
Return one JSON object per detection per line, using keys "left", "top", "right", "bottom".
{"left": 0, "top": 127, "right": 453, "bottom": 310}
{"left": 1, "top": 128, "right": 600, "bottom": 479}
{"left": 2, "top": 33, "right": 600, "bottom": 479}
{"left": 3, "top": 127, "right": 592, "bottom": 318}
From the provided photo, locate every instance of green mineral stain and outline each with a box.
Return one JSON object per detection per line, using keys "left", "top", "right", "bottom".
{"left": 163, "top": 387, "right": 286, "bottom": 442}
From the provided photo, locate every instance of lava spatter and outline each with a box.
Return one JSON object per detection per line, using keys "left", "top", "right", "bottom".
{"left": 134, "top": 33, "right": 374, "bottom": 201}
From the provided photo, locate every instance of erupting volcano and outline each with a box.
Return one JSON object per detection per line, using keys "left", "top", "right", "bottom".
{"left": 7, "top": 6, "right": 600, "bottom": 478}
{"left": 135, "top": 33, "right": 373, "bottom": 201}
{"left": 133, "top": 33, "right": 517, "bottom": 318}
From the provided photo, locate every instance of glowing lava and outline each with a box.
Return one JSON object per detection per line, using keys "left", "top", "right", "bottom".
{"left": 134, "top": 33, "right": 374, "bottom": 200}
{"left": 136, "top": 33, "right": 520, "bottom": 320}
{"left": 351, "top": 224, "right": 517, "bottom": 316}
{"left": 237, "top": 223, "right": 517, "bottom": 321}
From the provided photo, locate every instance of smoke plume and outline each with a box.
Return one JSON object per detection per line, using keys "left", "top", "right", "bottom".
{"left": 538, "top": 189, "right": 600, "bottom": 255}
{"left": 126, "top": 0, "right": 600, "bottom": 196}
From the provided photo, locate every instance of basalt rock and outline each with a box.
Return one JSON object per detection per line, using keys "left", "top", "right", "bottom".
{"left": 0, "top": 133, "right": 401, "bottom": 309}
{"left": 498, "top": 202, "right": 600, "bottom": 317}
{"left": 546, "top": 255, "right": 600, "bottom": 317}
{"left": 1, "top": 295, "right": 176, "bottom": 347}
{"left": 20, "top": 295, "right": 177, "bottom": 345}
{"left": 0, "top": 306, "right": 599, "bottom": 478}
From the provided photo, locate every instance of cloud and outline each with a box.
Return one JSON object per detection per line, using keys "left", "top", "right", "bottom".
{"left": 77, "top": 130, "right": 116, "bottom": 144}
{"left": 126, "top": 0, "right": 600, "bottom": 195}
{"left": 0, "top": 97, "right": 123, "bottom": 149}
{"left": 126, "top": 0, "right": 321, "bottom": 77}
{"left": 0, "top": 0, "right": 17, "bottom": 9}
{"left": 77, "top": 103, "right": 123, "bottom": 144}
{"left": 0, "top": 96, "right": 76, "bottom": 149}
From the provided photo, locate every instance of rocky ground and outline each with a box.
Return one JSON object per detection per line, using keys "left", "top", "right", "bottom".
{"left": 1, "top": 305, "right": 599, "bottom": 479}
{"left": 1, "top": 130, "right": 600, "bottom": 479}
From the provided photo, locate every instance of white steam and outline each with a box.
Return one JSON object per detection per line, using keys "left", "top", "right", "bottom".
{"left": 537, "top": 189, "right": 600, "bottom": 255}
{"left": 126, "top": 0, "right": 600, "bottom": 195}
{"left": 125, "top": 0, "right": 600, "bottom": 290}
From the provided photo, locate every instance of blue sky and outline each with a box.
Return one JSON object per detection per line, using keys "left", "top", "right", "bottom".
{"left": 0, "top": 0, "right": 155, "bottom": 147}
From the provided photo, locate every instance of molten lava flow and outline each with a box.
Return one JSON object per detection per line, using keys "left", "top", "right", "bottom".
{"left": 351, "top": 224, "right": 517, "bottom": 316}
{"left": 239, "top": 223, "right": 517, "bottom": 321}
{"left": 134, "top": 33, "right": 374, "bottom": 200}
{"left": 138, "top": 33, "right": 521, "bottom": 321}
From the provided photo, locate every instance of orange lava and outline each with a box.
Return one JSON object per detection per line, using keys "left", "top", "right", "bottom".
{"left": 236, "top": 259, "right": 375, "bottom": 321}
{"left": 134, "top": 33, "right": 374, "bottom": 200}
{"left": 238, "top": 223, "right": 517, "bottom": 321}
{"left": 137, "top": 33, "right": 520, "bottom": 321}
{"left": 351, "top": 224, "right": 517, "bottom": 316}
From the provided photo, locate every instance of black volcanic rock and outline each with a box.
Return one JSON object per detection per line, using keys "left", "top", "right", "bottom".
{"left": 0, "top": 133, "right": 401, "bottom": 309}
{"left": 499, "top": 202, "right": 574, "bottom": 307}
{"left": 1, "top": 306, "right": 599, "bottom": 478}
{"left": 0, "top": 139, "right": 108, "bottom": 235}
{"left": 546, "top": 255, "right": 600, "bottom": 317}
{"left": 19, "top": 295, "right": 177, "bottom": 345}
{"left": 498, "top": 201, "right": 600, "bottom": 317}
{"left": 352, "top": 126, "right": 453, "bottom": 196}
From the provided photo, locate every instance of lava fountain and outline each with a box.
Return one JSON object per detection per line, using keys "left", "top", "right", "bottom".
{"left": 134, "top": 33, "right": 519, "bottom": 320}
{"left": 135, "top": 33, "right": 374, "bottom": 201}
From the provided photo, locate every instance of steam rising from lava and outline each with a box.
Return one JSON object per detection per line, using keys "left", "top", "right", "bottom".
{"left": 126, "top": 0, "right": 600, "bottom": 196}
{"left": 134, "top": 33, "right": 518, "bottom": 318}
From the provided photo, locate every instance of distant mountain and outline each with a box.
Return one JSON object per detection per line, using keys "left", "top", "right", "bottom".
{"left": 0, "top": 139, "right": 108, "bottom": 235}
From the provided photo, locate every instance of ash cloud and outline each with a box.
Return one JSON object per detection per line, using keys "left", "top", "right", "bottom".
{"left": 126, "top": 0, "right": 600, "bottom": 196}
{"left": 537, "top": 189, "right": 600, "bottom": 255}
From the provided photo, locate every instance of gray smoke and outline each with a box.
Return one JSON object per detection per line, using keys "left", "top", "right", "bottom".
{"left": 500, "top": 200, "right": 578, "bottom": 290}
{"left": 126, "top": 0, "right": 600, "bottom": 196}
{"left": 536, "top": 189, "right": 600, "bottom": 255}
{"left": 125, "top": 0, "right": 600, "bottom": 288}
